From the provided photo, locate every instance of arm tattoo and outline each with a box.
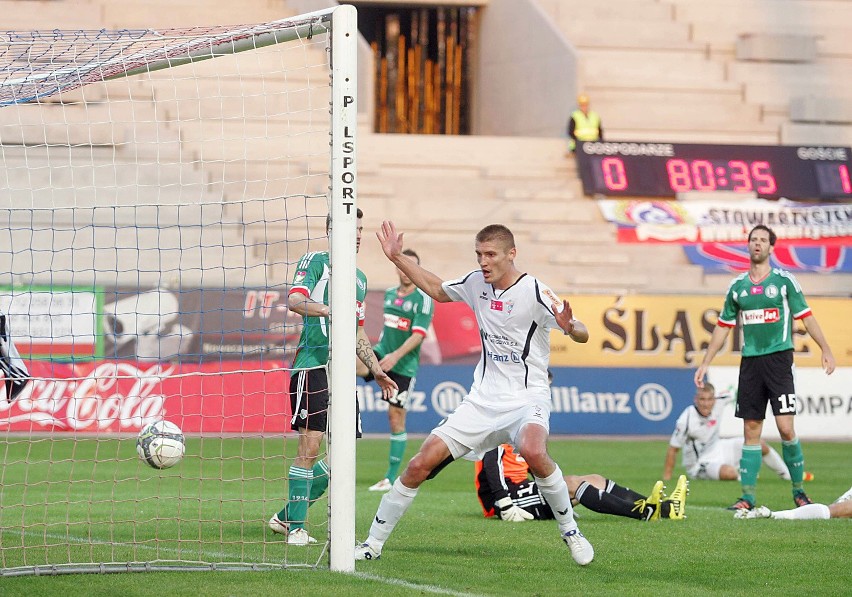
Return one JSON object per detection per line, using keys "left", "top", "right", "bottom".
{"left": 356, "top": 336, "right": 375, "bottom": 371}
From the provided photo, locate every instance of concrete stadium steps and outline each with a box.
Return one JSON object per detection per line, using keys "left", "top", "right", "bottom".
{"left": 781, "top": 122, "right": 852, "bottom": 146}
{"left": 4, "top": 0, "right": 288, "bottom": 30}
{"left": 99, "top": 0, "right": 290, "bottom": 29}
{"left": 1, "top": 0, "right": 103, "bottom": 30}
{"left": 595, "top": 95, "right": 770, "bottom": 134}
{"left": 691, "top": 22, "right": 852, "bottom": 59}
{"left": 666, "top": 0, "right": 852, "bottom": 31}
{"left": 579, "top": 48, "right": 730, "bottom": 90}
{"left": 3, "top": 222, "right": 278, "bottom": 288}
{"left": 551, "top": 20, "right": 694, "bottom": 52}
{"left": 538, "top": 0, "right": 675, "bottom": 22}
{"left": 743, "top": 80, "right": 852, "bottom": 113}
{"left": 0, "top": 151, "right": 217, "bottom": 210}
{"left": 0, "top": 100, "right": 179, "bottom": 148}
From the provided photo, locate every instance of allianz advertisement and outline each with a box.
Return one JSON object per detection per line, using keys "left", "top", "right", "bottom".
{"left": 358, "top": 365, "right": 698, "bottom": 436}
{"left": 358, "top": 365, "right": 851, "bottom": 439}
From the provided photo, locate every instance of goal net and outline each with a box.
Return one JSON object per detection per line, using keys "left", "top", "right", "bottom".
{"left": 0, "top": 5, "right": 359, "bottom": 575}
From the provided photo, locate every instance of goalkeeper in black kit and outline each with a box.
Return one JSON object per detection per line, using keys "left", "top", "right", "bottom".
{"left": 0, "top": 314, "right": 29, "bottom": 402}
{"left": 476, "top": 444, "right": 688, "bottom": 522}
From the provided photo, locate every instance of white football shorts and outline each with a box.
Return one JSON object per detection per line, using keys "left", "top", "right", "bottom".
{"left": 431, "top": 394, "right": 550, "bottom": 460}
{"left": 689, "top": 437, "right": 744, "bottom": 480}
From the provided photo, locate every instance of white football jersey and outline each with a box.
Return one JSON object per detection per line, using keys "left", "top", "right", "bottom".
{"left": 668, "top": 396, "right": 732, "bottom": 472}
{"left": 442, "top": 270, "right": 562, "bottom": 409}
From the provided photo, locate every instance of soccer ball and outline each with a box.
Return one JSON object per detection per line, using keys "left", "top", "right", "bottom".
{"left": 136, "top": 420, "right": 185, "bottom": 469}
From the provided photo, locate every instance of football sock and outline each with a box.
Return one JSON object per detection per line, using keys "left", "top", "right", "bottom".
{"left": 368, "top": 478, "right": 418, "bottom": 548}
{"left": 739, "top": 444, "right": 762, "bottom": 505}
{"left": 782, "top": 437, "right": 805, "bottom": 491}
{"left": 762, "top": 445, "right": 790, "bottom": 479}
{"left": 280, "top": 466, "right": 312, "bottom": 529}
{"left": 604, "top": 479, "right": 645, "bottom": 503}
{"left": 386, "top": 432, "right": 407, "bottom": 482}
{"left": 575, "top": 481, "right": 641, "bottom": 519}
{"left": 309, "top": 459, "right": 330, "bottom": 501}
{"left": 772, "top": 503, "right": 830, "bottom": 520}
{"left": 534, "top": 466, "right": 577, "bottom": 532}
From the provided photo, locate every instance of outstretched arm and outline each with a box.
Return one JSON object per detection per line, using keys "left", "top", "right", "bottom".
{"left": 376, "top": 221, "right": 451, "bottom": 302}
{"left": 694, "top": 325, "right": 731, "bottom": 387}
{"left": 801, "top": 315, "right": 836, "bottom": 375}
{"left": 663, "top": 446, "right": 680, "bottom": 481}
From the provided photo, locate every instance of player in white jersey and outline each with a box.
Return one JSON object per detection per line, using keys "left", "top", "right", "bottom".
{"left": 663, "top": 383, "right": 793, "bottom": 482}
{"left": 736, "top": 486, "right": 852, "bottom": 520}
{"left": 355, "top": 221, "right": 595, "bottom": 566}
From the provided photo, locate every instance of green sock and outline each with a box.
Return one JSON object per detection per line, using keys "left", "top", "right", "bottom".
{"left": 279, "top": 466, "right": 312, "bottom": 530}
{"left": 739, "top": 445, "right": 762, "bottom": 504}
{"left": 386, "top": 432, "right": 407, "bottom": 482}
{"left": 782, "top": 437, "right": 805, "bottom": 492}
{"left": 309, "top": 459, "right": 330, "bottom": 501}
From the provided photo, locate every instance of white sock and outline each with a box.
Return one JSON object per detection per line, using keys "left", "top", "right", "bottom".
{"left": 367, "top": 478, "right": 418, "bottom": 549}
{"left": 771, "top": 503, "right": 830, "bottom": 520}
{"left": 534, "top": 466, "right": 577, "bottom": 533}
{"left": 763, "top": 446, "right": 790, "bottom": 479}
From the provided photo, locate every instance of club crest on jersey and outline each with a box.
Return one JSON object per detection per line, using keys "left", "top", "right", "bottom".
{"left": 742, "top": 308, "right": 780, "bottom": 325}
{"left": 294, "top": 270, "right": 307, "bottom": 284}
{"left": 765, "top": 284, "right": 779, "bottom": 298}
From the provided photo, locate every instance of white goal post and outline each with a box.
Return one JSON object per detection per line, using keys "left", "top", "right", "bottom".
{"left": 0, "top": 4, "right": 358, "bottom": 575}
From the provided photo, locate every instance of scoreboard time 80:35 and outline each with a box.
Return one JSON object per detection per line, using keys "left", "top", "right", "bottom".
{"left": 575, "top": 142, "right": 852, "bottom": 200}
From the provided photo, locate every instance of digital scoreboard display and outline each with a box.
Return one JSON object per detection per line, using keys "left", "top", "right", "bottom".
{"left": 576, "top": 142, "right": 852, "bottom": 200}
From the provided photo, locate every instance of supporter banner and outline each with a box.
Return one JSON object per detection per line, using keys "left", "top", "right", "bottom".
{"left": 0, "top": 286, "right": 103, "bottom": 359}
{"left": 0, "top": 360, "right": 289, "bottom": 434}
{"left": 548, "top": 295, "right": 851, "bottom": 368}
{"left": 598, "top": 199, "right": 852, "bottom": 245}
{"left": 359, "top": 365, "right": 697, "bottom": 435}
{"left": 101, "top": 288, "right": 301, "bottom": 362}
{"left": 683, "top": 243, "right": 851, "bottom": 273}
{"left": 711, "top": 367, "right": 852, "bottom": 440}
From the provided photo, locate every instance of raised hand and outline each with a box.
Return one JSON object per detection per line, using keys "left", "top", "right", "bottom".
{"left": 376, "top": 220, "right": 404, "bottom": 261}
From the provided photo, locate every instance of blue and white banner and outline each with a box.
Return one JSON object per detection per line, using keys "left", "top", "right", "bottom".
{"left": 358, "top": 365, "right": 698, "bottom": 436}
{"left": 683, "top": 243, "right": 851, "bottom": 273}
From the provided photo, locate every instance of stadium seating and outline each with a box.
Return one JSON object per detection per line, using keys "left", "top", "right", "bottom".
{"left": 3, "top": 0, "right": 849, "bottom": 296}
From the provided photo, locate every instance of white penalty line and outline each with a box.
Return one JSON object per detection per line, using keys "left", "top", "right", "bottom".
{"left": 351, "top": 571, "right": 486, "bottom": 597}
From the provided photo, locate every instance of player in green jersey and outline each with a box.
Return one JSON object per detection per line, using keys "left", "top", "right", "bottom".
{"left": 694, "top": 225, "right": 835, "bottom": 512}
{"left": 268, "top": 209, "right": 398, "bottom": 545}
{"left": 358, "top": 249, "right": 435, "bottom": 492}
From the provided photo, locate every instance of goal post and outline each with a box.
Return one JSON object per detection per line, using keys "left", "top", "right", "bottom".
{"left": 327, "top": 4, "right": 359, "bottom": 574}
{"left": 0, "top": 4, "right": 358, "bottom": 576}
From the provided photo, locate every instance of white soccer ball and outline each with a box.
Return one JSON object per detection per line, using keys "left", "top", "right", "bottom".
{"left": 136, "top": 420, "right": 185, "bottom": 469}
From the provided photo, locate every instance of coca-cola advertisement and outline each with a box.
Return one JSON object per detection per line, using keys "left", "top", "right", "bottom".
{"left": 0, "top": 360, "right": 291, "bottom": 434}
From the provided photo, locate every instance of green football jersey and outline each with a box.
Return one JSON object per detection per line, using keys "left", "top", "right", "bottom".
{"left": 289, "top": 251, "right": 368, "bottom": 369}
{"left": 718, "top": 268, "right": 812, "bottom": 358}
{"left": 373, "top": 286, "right": 434, "bottom": 378}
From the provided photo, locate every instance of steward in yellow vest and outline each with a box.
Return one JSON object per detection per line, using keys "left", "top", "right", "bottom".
{"left": 568, "top": 94, "right": 603, "bottom": 152}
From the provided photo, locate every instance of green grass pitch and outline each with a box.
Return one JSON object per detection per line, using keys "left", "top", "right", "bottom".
{"left": 1, "top": 436, "right": 850, "bottom": 596}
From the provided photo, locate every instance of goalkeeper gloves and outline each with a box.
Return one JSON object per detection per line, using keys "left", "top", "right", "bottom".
{"left": 495, "top": 497, "right": 533, "bottom": 522}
